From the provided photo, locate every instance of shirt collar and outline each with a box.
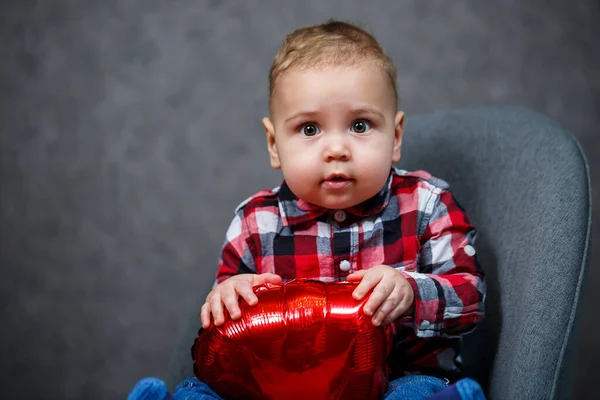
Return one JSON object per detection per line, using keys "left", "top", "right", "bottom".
{"left": 277, "top": 169, "right": 394, "bottom": 227}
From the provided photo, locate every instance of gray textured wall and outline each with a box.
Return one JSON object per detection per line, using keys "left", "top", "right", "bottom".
{"left": 1, "top": 1, "right": 598, "bottom": 399}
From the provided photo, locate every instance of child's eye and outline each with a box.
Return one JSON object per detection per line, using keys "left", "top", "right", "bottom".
{"left": 300, "top": 124, "right": 320, "bottom": 137}
{"left": 350, "top": 120, "right": 371, "bottom": 134}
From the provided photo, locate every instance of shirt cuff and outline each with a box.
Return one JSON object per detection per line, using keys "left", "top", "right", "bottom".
{"left": 399, "top": 271, "right": 440, "bottom": 338}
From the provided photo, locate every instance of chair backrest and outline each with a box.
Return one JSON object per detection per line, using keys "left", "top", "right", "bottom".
{"left": 167, "top": 107, "right": 591, "bottom": 400}
{"left": 398, "top": 106, "right": 591, "bottom": 399}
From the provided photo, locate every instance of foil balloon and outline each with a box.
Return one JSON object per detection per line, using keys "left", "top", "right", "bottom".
{"left": 192, "top": 279, "right": 394, "bottom": 400}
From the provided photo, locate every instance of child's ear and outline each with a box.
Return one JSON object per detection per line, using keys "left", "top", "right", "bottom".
{"left": 262, "top": 117, "right": 281, "bottom": 169}
{"left": 392, "top": 111, "right": 404, "bottom": 163}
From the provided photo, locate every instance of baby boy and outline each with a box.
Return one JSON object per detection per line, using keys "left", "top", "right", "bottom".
{"left": 129, "top": 20, "right": 487, "bottom": 400}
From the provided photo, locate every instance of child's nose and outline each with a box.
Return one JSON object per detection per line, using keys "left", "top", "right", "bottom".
{"left": 323, "top": 134, "right": 351, "bottom": 162}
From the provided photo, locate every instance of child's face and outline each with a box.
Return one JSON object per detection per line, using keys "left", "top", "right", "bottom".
{"left": 263, "top": 65, "right": 403, "bottom": 210}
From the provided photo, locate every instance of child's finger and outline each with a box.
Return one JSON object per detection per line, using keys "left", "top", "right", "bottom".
{"left": 346, "top": 270, "right": 367, "bottom": 282}
{"left": 382, "top": 298, "right": 409, "bottom": 325}
{"left": 200, "top": 302, "right": 211, "bottom": 328}
{"left": 258, "top": 273, "right": 282, "bottom": 285}
{"left": 222, "top": 287, "right": 242, "bottom": 320}
{"left": 363, "top": 281, "right": 394, "bottom": 317}
{"left": 236, "top": 281, "right": 259, "bottom": 306}
{"left": 352, "top": 271, "right": 383, "bottom": 300}
{"left": 209, "top": 293, "right": 226, "bottom": 326}
{"left": 371, "top": 287, "right": 403, "bottom": 326}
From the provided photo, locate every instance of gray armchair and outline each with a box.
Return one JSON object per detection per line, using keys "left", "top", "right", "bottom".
{"left": 167, "top": 107, "right": 591, "bottom": 399}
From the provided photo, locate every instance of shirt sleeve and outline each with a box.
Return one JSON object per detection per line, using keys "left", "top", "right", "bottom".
{"left": 214, "top": 210, "right": 257, "bottom": 285}
{"left": 400, "top": 187, "right": 486, "bottom": 338}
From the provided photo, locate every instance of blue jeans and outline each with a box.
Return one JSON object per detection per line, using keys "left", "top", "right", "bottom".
{"left": 128, "top": 375, "right": 485, "bottom": 400}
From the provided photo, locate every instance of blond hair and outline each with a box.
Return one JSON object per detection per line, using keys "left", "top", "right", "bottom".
{"left": 269, "top": 20, "right": 398, "bottom": 111}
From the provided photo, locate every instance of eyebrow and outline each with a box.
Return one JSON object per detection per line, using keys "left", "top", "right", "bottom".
{"left": 283, "top": 107, "right": 386, "bottom": 124}
{"left": 284, "top": 111, "right": 320, "bottom": 124}
{"left": 351, "top": 107, "right": 386, "bottom": 120}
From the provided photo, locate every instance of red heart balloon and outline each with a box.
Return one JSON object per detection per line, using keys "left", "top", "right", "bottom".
{"left": 192, "top": 279, "right": 394, "bottom": 400}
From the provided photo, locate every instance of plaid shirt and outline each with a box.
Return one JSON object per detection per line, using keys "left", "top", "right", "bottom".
{"left": 215, "top": 168, "right": 486, "bottom": 379}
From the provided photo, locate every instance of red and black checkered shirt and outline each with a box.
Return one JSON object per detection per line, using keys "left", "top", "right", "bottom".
{"left": 215, "top": 168, "right": 486, "bottom": 379}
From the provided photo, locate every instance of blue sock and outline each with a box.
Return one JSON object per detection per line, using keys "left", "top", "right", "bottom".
{"left": 127, "top": 377, "right": 174, "bottom": 400}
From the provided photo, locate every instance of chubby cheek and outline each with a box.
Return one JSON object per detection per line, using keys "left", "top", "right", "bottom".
{"left": 353, "top": 149, "right": 393, "bottom": 190}
{"left": 279, "top": 151, "right": 321, "bottom": 195}
{"left": 356, "top": 144, "right": 393, "bottom": 173}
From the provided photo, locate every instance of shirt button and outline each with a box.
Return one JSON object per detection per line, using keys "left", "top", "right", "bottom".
{"left": 420, "top": 320, "right": 431, "bottom": 329}
{"left": 339, "top": 260, "right": 351, "bottom": 272}
{"left": 333, "top": 210, "right": 346, "bottom": 222}
{"left": 464, "top": 245, "right": 476, "bottom": 256}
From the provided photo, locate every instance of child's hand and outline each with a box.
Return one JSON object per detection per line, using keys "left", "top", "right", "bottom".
{"left": 347, "top": 265, "right": 414, "bottom": 326}
{"left": 201, "top": 273, "right": 282, "bottom": 328}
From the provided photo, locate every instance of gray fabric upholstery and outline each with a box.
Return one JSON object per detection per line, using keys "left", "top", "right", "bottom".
{"left": 167, "top": 106, "right": 591, "bottom": 399}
